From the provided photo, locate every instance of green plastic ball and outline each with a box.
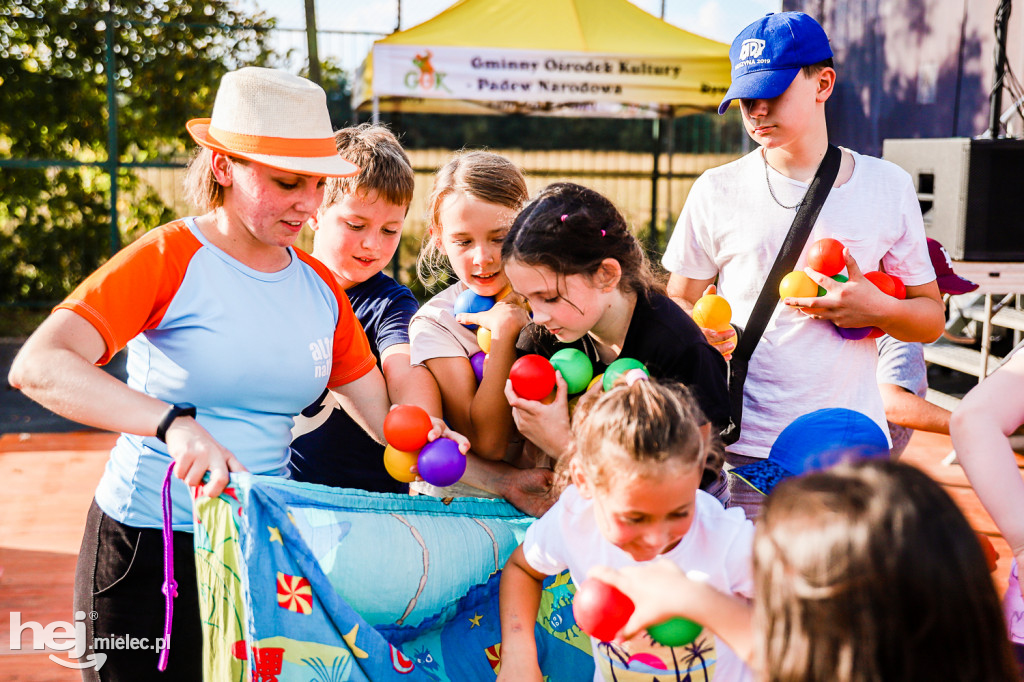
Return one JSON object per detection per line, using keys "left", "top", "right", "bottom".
{"left": 647, "top": 616, "right": 702, "bottom": 647}
{"left": 550, "top": 348, "right": 594, "bottom": 395}
{"left": 602, "top": 358, "right": 649, "bottom": 392}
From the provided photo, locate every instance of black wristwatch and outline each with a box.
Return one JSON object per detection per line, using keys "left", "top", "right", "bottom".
{"left": 156, "top": 403, "right": 197, "bottom": 443}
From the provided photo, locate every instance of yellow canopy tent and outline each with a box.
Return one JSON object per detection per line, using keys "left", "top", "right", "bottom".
{"left": 352, "top": 0, "right": 731, "bottom": 118}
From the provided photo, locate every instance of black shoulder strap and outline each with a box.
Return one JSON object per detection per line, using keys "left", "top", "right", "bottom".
{"left": 721, "top": 144, "right": 842, "bottom": 446}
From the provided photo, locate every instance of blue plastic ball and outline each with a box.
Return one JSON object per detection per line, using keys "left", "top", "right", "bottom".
{"left": 453, "top": 289, "right": 495, "bottom": 331}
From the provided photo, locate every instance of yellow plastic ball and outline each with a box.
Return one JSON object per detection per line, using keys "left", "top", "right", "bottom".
{"left": 691, "top": 294, "right": 732, "bottom": 331}
{"left": 779, "top": 271, "right": 820, "bottom": 300}
{"left": 383, "top": 444, "right": 419, "bottom": 483}
{"left": 477, "top": 326, "right": 492, "bottom": 354}
{"left": 588, "top": 374, "right": 604, "bottom": 392}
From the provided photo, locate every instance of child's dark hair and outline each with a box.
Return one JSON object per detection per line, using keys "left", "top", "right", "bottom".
{"left": 801, "top": 57, "right": 835, "bottom": 78}
{"left": 502, "top": 182, "right": 657, "bottom": 296}
{"left": 417, "top": 150, "right": 528, "bottom": 290}
{"left": 321, "top": 123, "right": 414, "bottom": 210}
{"left": 756, "top": 459, "right": 1018, "bottom": 682}
{"left": 567, "top": 377, "right": 720, "bottom": 488}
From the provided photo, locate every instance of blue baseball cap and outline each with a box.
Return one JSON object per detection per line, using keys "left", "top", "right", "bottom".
{"left": 731, "top": 408, "right": 890, "bottom": 495}
{"left": 718, "top": 12, "right": 833, "bottom": 115}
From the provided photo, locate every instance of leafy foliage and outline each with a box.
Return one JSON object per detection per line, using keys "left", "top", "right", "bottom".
{"left": 0, "top": 0, "right": 281, "bottom": 303}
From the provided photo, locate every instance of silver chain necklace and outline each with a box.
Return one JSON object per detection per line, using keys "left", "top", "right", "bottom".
{"left": 762, "top": 150, "right": 806, "bottom": 210}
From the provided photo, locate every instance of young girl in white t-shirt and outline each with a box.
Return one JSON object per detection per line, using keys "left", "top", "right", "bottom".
{"left": 498, "top": 376, "right": 754, "bottom": 682}
{"left": 588, "top": 459, "right": 1018, "bottom": 682}
{"left": 409, "top": 151, "right": 537, "bottom": 499}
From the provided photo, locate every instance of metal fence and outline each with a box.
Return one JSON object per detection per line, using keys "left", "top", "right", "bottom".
{"left": 1, "top": 11, "right": 742, "bottom": 306}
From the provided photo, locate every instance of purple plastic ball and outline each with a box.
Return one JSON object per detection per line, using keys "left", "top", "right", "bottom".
{"left": 417, "top": 437, "right": 466, "bottom": 487}
{"left": 470, "top": 351, "right": 486, "bottom": 383}
{"left": 836, "top": 324, "right": 873, "bottom": 340}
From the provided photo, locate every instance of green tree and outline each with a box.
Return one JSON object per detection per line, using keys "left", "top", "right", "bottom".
{"left": 0, "top": 0, "right": 282, "bottom": 303}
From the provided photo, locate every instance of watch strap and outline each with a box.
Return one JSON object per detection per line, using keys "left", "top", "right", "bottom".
{"left": 156, "top": 403, "right": 197, "bottom": 443}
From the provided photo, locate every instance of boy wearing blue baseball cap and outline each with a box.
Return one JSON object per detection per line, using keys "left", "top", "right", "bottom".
{"left": 662, "top": 12, "right": 946, "bottom": 517}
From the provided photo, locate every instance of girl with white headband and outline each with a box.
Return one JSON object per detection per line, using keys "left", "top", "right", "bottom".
{"left": 8, "top": 67, "right": 465, "bottom": 680}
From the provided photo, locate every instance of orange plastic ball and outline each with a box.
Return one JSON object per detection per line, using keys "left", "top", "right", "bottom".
{"left": 383, "top": 404, "right": 433, "bottom": 452}
{"left": 807, "top": 238, "right": 846, "bottom": 276}
{"left": 383, "top": 445, "right": 419, "bottom": 483}
{"left": 691, "top": 294, "right": 732, "bottom": 331}
{"left": 779, "top": 271, "right": 821, "bottom": 300}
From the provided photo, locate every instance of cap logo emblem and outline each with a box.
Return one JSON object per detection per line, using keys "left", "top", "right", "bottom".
{"left": 739, "top": 39, "right": 766, "bottom": 60}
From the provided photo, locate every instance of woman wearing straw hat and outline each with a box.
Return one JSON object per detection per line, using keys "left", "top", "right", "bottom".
{"left": 8, "top": 67, "right": 465, "bottom": 680}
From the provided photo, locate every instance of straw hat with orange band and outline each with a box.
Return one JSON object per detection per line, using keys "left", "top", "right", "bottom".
{"left": 186, "top": 67, "right": 358, "bottom": 178}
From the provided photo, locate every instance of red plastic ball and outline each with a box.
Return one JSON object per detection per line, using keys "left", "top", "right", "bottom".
{"left": 383, "top": 404, "right": 433, "bottom": 452}
{"left": 867, "top": 327, "right": 885, "bottom": 339}
{"left": 509, "top": 355, "right": 557, "bottom": 401}
{"left": 572, "top": 579, "right": 635, "bottom": 642}
{"left": 807, "top": 238, "right": 846, "bottom": 277}
{"left": 890, "top": 274, "right": 907, "bottom": 300}
{"left": 864, "top": 271, "right": 897, "bottom": 298}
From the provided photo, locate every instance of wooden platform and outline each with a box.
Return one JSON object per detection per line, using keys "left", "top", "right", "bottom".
{"left": 0, "top": 429, "right": 1019, "bottom": 680}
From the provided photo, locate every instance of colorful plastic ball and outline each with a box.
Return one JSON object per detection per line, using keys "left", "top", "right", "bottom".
{"left": 831, "top": 273, "right": 849, "bottom": 283}
{"left": 383, "top": 445, "right": 419, "bottom": 483}
{"left": 779, "top": 271, "right": 821, "bottom": 300}
{"left": 540, "top": 389, "right": 557, "bottom": 405}
{"left": 807, "top": 238, "right": 846, "bottom": 277}
{"left": 572, "top": 579, "right": 635, "bottom": 643}
{"left": 647, "top": 617, "right": 702, "bottom": 647}
{"left": 453, "top": 289, "right": 496, "bottom": 330}
{"left": 510, "top": 355, "right": 557, "bottom": 401}
{"left": 550, "top": 348, "right": 594, "bottom": 394}
{"left": 864, "top": 271, "right": 897, "bottom": 298}
{"left": 588, "top": 374, "right": 604, "bottom": 392}
{"left": 477, "top": 326, "right": 492, "bottom": 354}
{"left": 691, "top": 294, "right": 732, "bottom": 331}
{"left": 470, "top": 351, "right": 486, "bottom": 383}
{"left": 417, "top": 437, "right": 466, "bottom": 487}
{"left": 383, "top": 405, "right": 433, "bottom": 452}
{"left": 603, "top": 358, "right": 649, "bottom": 392}
{"left": 867, "top": 327, "right": 885, "bottom": 339}
{"left": 890, "top": 274, "right": 907, "bottom": 300}
{"left": 836, "top": 325, "right": 873, "bottom": 341}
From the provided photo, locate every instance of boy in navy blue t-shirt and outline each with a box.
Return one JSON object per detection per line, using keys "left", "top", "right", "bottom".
{"left": 290, "top": 126, "right": 556, "bottom": 515}
{"left": 289, "top": 124, "right": 434, "bottom": 492}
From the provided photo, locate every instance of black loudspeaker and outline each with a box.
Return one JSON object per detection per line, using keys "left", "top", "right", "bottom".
{"left": 882, "top": 137, "right": 1024, "bottom": 261}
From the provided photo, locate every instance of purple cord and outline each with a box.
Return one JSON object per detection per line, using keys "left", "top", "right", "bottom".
{"left": 158, "top": 461, "right": 178, "bottom": 671}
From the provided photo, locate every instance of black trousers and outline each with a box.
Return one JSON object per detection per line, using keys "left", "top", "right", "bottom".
{"left": 74, "top": 500, "right": 203, "bottom": 681}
